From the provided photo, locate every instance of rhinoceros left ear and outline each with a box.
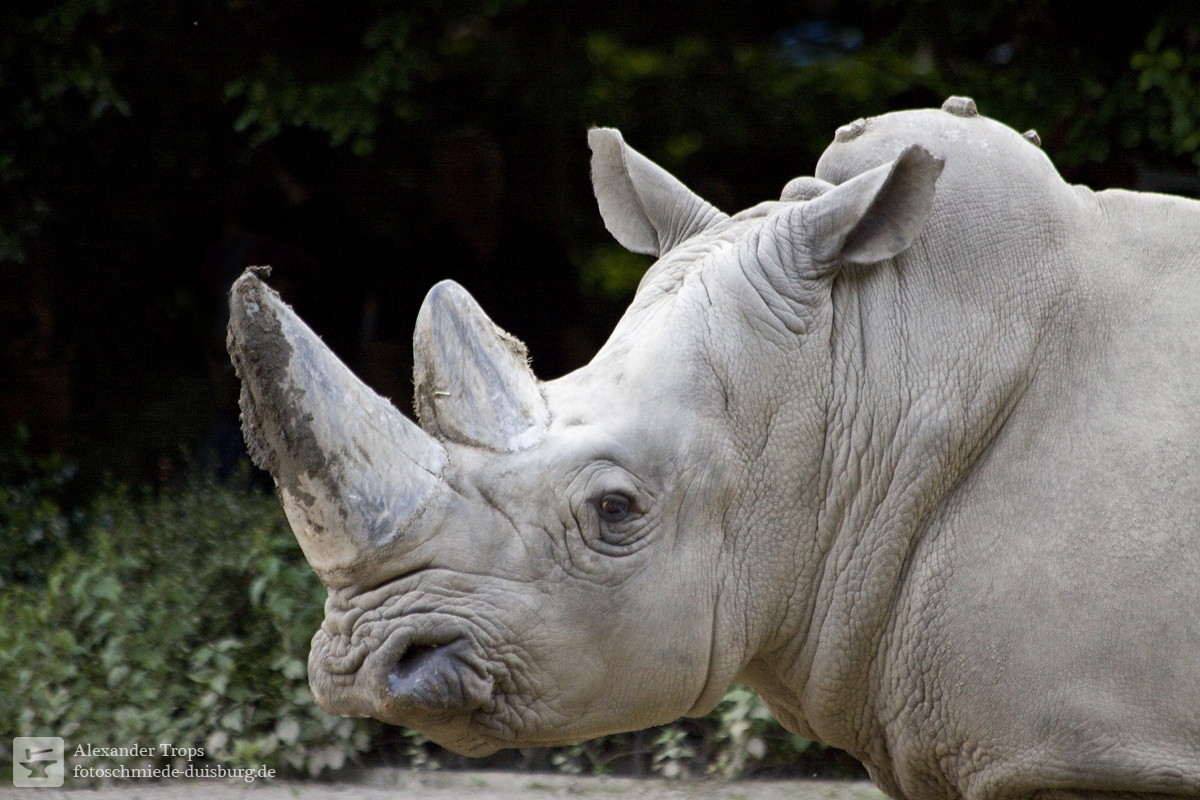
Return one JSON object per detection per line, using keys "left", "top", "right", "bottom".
{"left": 797, "top": 144, "right": 944, "bottom": 273}
{"left": 589, "top": 128, "right": 728, "bottom": 258}
{"left": 413, "top": 281, "right": 550, "bottom": 452}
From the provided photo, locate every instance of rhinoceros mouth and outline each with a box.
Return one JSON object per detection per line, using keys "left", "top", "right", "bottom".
{"left": 311, "top": 615, "right": 601, "bottom": 755}
{"left": 310, "top": 612, "right": 509, "bottom": 727}
{"left": 310, "top": 584, "right": 568, "bottom": 753}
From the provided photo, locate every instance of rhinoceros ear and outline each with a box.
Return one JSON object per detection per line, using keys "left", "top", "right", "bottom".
{"left": 798, "top": 144, "right": 943, "bottom": 272}
{"left": 413, "top": 281, "right": 550, "bottom": 452}
{"left": 589, "top": 127, "right": 728, "bottom": 258}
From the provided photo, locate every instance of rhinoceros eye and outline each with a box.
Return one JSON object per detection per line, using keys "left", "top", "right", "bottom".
{"left": 597, "top": 493, "right": 631, "bottom": 523}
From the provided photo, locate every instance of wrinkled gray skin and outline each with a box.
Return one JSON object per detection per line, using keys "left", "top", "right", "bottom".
{"left": 226, "top": 97, "right": 1200, "bottom": 800}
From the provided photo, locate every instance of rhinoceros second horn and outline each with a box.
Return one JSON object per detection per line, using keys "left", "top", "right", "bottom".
{"left": 413, "top": 280, "right": 549, "bottom": 452}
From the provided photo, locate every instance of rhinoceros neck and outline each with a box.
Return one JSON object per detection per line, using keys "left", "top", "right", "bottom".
{"left": 774, "top": 217, "right": 1071, "bottom": 757}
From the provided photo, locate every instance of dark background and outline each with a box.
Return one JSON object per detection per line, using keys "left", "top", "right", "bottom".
{"left": 5, "top": 0, "right": 1200, "bottom": 486}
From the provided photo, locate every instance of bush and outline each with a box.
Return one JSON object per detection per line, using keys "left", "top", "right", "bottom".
{"left": 0, "top": 478, "right": 374, "bottom": 777}
{"left": 0, "top": 425, "right": 82, "bottom": 587}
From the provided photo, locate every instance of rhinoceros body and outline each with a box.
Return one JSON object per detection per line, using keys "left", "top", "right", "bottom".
{"left": 227, "top": 98, "right": 1200, "bottom": 800}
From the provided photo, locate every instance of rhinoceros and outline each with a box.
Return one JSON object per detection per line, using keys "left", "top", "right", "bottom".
{"left": 226, "top": 96, "right": 1200, "bottom": 800}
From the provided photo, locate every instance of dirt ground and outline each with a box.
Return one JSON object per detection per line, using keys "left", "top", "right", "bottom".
{"left": 2, "top": 769, "right": 888, "bottom": 800}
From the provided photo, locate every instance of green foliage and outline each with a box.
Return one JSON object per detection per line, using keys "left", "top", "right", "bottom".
{"left": 0, "top": 426, "right": 80, "bottom": 587}
{"left": 0, "top": 0, "right": 129, "bottom": 263}
{"left": 576, "top": 243, "right": 654, "bottom": 303}
{"left": 0, "top": 479, "right": 374, "bottom": 777}
{"left": 224, "top": 11, "right": 429, "bottom": 156}
{"left": 225, "top": 0, "right": 529, "bottom": 154}
{"left": 1130, "top": 19, "right": 1200, "bottom": 165}
{"left": 649, "top": 725, "right": 695, "bottom": 778}
{"left": 706, "top": 685, "right": 822, "bottom": 778}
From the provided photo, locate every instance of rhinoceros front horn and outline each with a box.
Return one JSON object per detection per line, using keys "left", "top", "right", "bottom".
{"left": 413, "top": 280, "right": 549, "bottom": 452}
{"left": 226, "top": 271, "right": 448, "bottom": 587}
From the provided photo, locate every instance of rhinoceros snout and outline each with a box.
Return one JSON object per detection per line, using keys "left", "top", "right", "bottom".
{"left": 386, "top": 638, "right": 493, "bottom": 713}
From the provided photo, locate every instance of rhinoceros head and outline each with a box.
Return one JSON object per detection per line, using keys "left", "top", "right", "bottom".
{"left": 226, "top": 129, "right": 942, "bottom": 755}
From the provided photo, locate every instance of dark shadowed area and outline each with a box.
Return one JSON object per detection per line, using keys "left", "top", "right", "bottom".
{"left": 6, "top": 1, "right": 1200, "bottom": 482}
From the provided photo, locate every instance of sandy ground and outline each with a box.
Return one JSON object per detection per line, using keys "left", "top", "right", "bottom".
{"left": 2, "top": 769, "right": 888, "bottom": 800}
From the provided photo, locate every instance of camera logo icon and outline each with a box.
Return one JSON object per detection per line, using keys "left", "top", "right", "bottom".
{"left": 12, "top": 738, "right": 65, "bottom": 787}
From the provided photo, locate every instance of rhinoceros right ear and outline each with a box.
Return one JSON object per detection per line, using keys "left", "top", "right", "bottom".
{"left": 797, "top": 143, "right": 944, "bottom": 273}
{"left": 589, "top": 128, "right": 728, "bottom": 258}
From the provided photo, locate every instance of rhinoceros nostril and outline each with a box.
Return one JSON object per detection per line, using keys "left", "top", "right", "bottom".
{"left": 392, "top": 643, "right": 440, "bottom": 678}
{"left": 387, "top": 639, "right": 486, "bottom": 712}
